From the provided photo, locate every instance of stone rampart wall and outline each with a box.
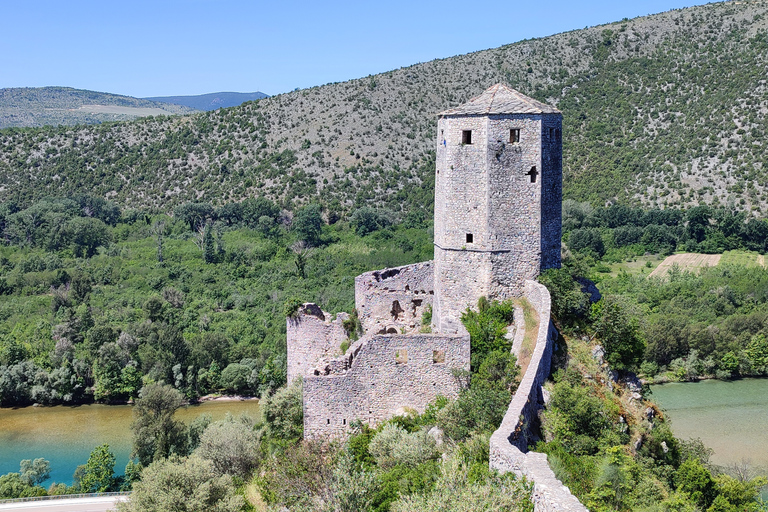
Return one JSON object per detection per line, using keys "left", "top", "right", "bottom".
{"left": 303, "top": 332, "right": 469, "bottom": 438}
{"left": 286, "top": 304, "right": 349, "bottom": 385}
{"left": 355, "top": 261, "right": 434, "bottom": 335}
{"left": 489, "top": 280, "right": 588, "bottom": 512}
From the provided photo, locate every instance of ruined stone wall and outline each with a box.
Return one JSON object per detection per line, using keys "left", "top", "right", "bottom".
{"left": 354, "top": 261, "right": 434, "bottom": 335}
{"left": 303, "top": 332, "right": 470, "bottom": 438}
{"left": 489, "top": 281, "right": 587, "bottom": 511}
{"left": 286, "top": 304, "right": 349, "bottom": 385}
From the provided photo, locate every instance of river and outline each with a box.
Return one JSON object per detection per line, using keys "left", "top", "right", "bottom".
{"left": 0, "top": 400, "right": 260, "bottom": 486}
{"left": 651, "top": 378, "right": 768, "bottom": 470}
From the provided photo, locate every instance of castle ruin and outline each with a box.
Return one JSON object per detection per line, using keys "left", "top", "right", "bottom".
{"left": 288, "top": 83, "right": 562, "bottom": 438}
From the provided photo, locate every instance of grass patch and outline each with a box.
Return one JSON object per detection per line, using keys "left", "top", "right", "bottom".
{"left": 515, "top": 298, "right": 539, "bottom": 377}
{"left": 719, "top": 250, "right": 765, "bottom": 268}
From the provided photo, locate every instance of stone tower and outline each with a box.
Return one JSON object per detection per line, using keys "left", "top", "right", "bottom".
{"left": 432, "top": 84, "right": 562, "bottom": 333}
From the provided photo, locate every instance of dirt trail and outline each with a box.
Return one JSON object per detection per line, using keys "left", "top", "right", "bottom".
{"left": 648, "top": 253, "right": 721, "bottom": 278}
{"left": 759, "top": 255, "right": 766, "bottom": 268}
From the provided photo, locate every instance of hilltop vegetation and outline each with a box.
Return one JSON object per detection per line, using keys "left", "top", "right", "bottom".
{"left": 1, "top": 1, "right": 768, "bottom": 214}
{"left": 0, "top": 87, "right": 197, "bottom": 129}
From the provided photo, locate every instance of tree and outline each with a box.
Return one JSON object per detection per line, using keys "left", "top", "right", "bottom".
{"left": 64, "top": 216, "right": 112, "bottom": 258}
{"left": 292, "top": 204, "right": 322, "bottom": 246}
{"left": 260, "top": 378, "right": 303, "bottom": 441}
{"left": 76, "top": 444, "right": 116, "bottom": 492}
{"left": 195, "top": 416, "right": 258, "bottom": 478}
{"left": 130, "top": 383, "right": 187, "bottom": 466}
{"left": 592, "top": 297, "right": 646, "bottom": 372}
{"left": 19, "top": 458, "right": 50, "bottom": 486}
{"left": 117, "top": 456, "right": 244, "bottom": 512}
{"left": 174, "top": 202, "right": 215, "bottom": 231}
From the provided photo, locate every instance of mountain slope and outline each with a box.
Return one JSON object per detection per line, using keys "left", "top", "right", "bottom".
{"left": 144, "top": 92, "right": 269, "bottom": 111}
{"left": 0, "top": 1, "right": 766, "bottom": 214}
{"left": 0, "top": 87, "right": 198, "bottom": 128}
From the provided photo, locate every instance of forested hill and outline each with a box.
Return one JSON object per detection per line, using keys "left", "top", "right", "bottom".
{"left": 1, "top": 0, "right": 767, "bottom": 216}
{"left": 0, "top": 87, "right": 198, "bottom": 129}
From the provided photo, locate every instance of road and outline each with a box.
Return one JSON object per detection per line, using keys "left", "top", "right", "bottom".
{"left": 0, "top": 496, "right": 127, "bottom": 512}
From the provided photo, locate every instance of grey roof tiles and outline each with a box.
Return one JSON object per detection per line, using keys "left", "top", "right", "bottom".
{"left": 438, "top": 83, "right": 561, "bottom": 116}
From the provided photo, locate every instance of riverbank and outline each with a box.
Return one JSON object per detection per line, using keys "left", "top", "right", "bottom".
{"left": 0, "top": 400, "right": 261, "bottom": 485}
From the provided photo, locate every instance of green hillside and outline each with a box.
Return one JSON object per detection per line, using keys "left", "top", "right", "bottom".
{"left": 0, "top": 87, "right": 197, "bottom": 128}
{"left": 1, "top": 1, "right": 767, "bottom": 215}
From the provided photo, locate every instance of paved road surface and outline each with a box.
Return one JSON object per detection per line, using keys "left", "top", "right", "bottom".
{"left": 0, "top": 496, "right": 126, "bottom": 512}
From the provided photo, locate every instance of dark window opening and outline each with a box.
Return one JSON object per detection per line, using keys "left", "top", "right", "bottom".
{"left": 509, "top": 129, "right": 520, "bottom": 143}
{"left": 343, "top": 419, "right": 346, "bottom": 425}
{"left": 462, "top": 130, "right": 472, "bottom": 145}
{"left": 327, "top": 419, "right": 330, "bottom": 425}
{"left": 466, "top": 233, "right": 474, "bottom": 243}
{"left": 549, "top": 128, "right": 555, "bottom": 139}
{"left": 527, "top": 167, "right": 538, "bottom": 183}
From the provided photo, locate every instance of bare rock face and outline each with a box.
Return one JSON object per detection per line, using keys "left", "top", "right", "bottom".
{"left": 428, "top": 426, "right": 445, "bottom": 447}
{"left": 591, "top": 345, "right": 605, "bottom": 365}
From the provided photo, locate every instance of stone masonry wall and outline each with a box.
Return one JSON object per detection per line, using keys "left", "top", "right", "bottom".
{"left": 303, "top": 332, "right": 469, "bottom": 438}
{"left": 489, "top": 281, "right": 588, "bottom": 512}
{"left": 432, "top": 113, "right": 562, "bottom": 333}
{"left": 355, "top": 261, "right": 434, "bottom": 335}
{"left": 286, "top": 304, "right": 349, "bottom": 385}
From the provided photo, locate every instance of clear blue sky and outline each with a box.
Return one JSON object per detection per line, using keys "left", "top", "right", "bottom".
{"left": 2, "top": 0, "right": 711, "bottom": 98}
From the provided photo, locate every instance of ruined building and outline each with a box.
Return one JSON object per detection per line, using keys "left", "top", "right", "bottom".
{"left": 287, "top": 84, "right": 562, "bottom": 438}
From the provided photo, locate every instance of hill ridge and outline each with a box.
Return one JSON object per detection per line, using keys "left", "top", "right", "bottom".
{"left": 0, "top": 0, "right": 766, "bottom": 215}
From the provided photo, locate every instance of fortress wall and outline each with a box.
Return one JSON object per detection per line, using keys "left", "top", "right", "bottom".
{"left": 286, "top": 304, "right": 349, "bottom": 385}
{"left": 354, "top": 261, "right": 434, "bottom": 335}
{"left": 304, "top": 332, "right": 469, "bottom": 438}
{"left": 489, "top": 280, "right": 587, "bottom": 512}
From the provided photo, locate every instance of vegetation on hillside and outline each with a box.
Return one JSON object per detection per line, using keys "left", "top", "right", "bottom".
{"left": 1, "top": 1, "right": 768, "bottom": 212}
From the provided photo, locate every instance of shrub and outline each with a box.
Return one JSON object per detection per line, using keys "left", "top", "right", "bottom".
{"left": 368, "top": 423, "right": 440, "bottom": 469}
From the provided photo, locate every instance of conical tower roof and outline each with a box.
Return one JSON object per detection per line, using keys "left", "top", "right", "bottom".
{"left": 438, "top": 83, "right": 560, "bottom": 116}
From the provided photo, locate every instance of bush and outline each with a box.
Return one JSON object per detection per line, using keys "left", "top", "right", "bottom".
{"left": 195, "top": 416, "right": 258, "bottom": 478}
{"left": 260, "top": 378, "right": 303, "bottom": 442}
{"left": 368, "top": 424, "right": 440, "bottom": 469}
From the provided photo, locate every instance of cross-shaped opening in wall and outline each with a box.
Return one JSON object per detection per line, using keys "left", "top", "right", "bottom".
{"left": 527, "top": 167, "right": 538, "bottom": 183}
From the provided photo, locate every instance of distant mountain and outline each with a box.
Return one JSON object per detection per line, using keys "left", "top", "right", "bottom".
{"left": 144, "top": 92, "right": 269, "bottom": 111}
{"left": 0, "top": 87, "right": 198, "bottom": 128}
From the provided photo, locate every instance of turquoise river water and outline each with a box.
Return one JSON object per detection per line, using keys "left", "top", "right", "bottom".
{"left": 0, "top": 400, "right": 259, "bottom": 485}
{"left": 651, "top": 378, "right": 768, "bottom": 469}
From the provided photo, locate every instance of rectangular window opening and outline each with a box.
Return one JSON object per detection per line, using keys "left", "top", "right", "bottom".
{"left": 509, "top": 128, "right": 520, "bottom": 143}
{"left": 343, "top": 419, "right": 346, "bottom": 425}
{"left": 433, "top": 350, "right": 446, "bottom": 364}
{"left": 466, "top": 233, "right": 474, "bottom": 243}
{"left": 462, "top": 130, "right": 472, "bottom": 145}
{"left": 549, "top": 127, "right": 555, "bottom": 139}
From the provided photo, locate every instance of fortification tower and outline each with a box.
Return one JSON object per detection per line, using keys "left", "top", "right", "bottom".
{"left": 432, "top": 84, "right": 562, "bottom": 333}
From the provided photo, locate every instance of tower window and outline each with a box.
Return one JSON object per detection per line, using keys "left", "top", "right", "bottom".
{"left": 527, "top": 167, "right": 539, "bottom": 183}
{"left": 549, "top": 128, "right": 555, "bottom": 139}
{"left": 509, "top": 129, "right": 520, "bottom": 143}
{"left": 462, "top": 130, "right": 472, "bottom": 145}
{"left": 466, "top": 233, "right": 474, "bottom": 243}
